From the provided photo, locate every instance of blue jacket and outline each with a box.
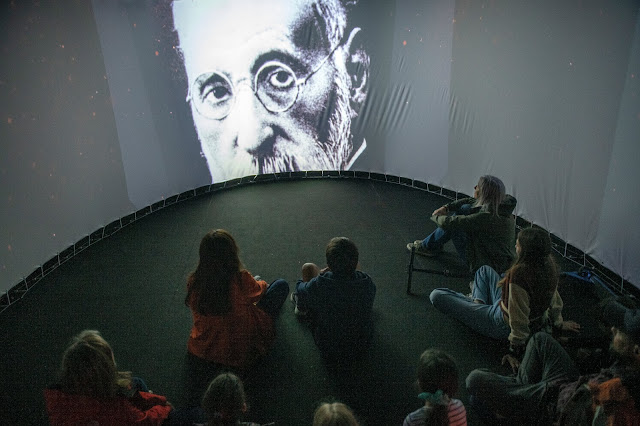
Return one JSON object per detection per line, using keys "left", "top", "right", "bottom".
{"left": 296, "top": 270, "right": 376, "bottom": 359}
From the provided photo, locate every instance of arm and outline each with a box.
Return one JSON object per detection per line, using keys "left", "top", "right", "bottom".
{"left": 446, "top": 197, "right": 476, "bottom": 213}
{"left": 507, "top": 283, "right": 531, "bottom": 348}
{"left": 241, "top": 271, "right": 267, "bottom": 304}
{"left": 128, "top": 392, "right": 172, "bottom": 425}
{"left": 431, "top": 211, "right": 481, "bottom": 233}
{"left": 549, "top": 290, "right": 581, "bottom": 333}
{"left": 548, "top": 289, "right": 564, "bottom": 329}
{"left": 295, "top": 277, "right": 318, "bottom": 312}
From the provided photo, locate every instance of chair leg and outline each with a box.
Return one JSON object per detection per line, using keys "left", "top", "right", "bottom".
{"left": 407, "top": 246, "right": 416, "bottom": 294}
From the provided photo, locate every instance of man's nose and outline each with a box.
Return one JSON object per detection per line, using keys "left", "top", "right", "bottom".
{"left": 228, "top": 86, "right": 274, "bottom": 153}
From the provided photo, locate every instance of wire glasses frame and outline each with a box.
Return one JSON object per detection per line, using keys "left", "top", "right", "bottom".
{"left": 186, "top": 41, "right": 343, "bottom": 120}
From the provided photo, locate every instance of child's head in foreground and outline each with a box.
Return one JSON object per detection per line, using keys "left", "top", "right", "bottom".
{"left": 313, "top": 401, "right": 359, "bottom": 426}
{"left": 326, "top": 237, "right": 359, "bottom": 278}
{"left": 201, "top": 372, "right": 247, "bottom": 425}
{"left": 59, "top": 329, "right": 131, "bottom": 399}
{"left": 416, "top": 348, "right": 460, "bottom": 425}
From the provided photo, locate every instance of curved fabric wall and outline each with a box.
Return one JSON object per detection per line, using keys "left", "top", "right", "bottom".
{"left": 1, "top": 0, "right": 639, "bottom": 296}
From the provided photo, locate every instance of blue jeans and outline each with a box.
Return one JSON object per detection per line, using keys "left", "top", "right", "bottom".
{"left": 466, "top": 332, "right": 579, "bottom": 422}
{"left": 421, "top": 204, "right": 472, "bottom": 263}
{"left": 429, "top": 265, "right": 510, "bottom": 340}
{"left": 256, "top": 278, "right": 289, "bottom": 317}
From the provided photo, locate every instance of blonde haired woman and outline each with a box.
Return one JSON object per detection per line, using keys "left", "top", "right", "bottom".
{"left": 408, "top": 175, "right": 517, "bottom": 273}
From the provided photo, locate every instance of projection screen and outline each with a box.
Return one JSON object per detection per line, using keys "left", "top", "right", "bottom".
{"left": 1, "top": 0, "right": 639, "bottom": 297}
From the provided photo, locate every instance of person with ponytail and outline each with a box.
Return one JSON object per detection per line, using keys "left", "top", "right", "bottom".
{"left": 185, "top": 229, "right": 289, "bottom": 370}
{"left": 403, "top": 349, "right": 466, "bottom": 426}
{"left": 430, "top": 227, "right": 580, "bottom": 355}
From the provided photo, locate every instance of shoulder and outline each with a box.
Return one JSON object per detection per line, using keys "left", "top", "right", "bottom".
{"left": 297, "top": 274, "right": 323, "bottom": 293}
{"left": 187, "top": 274, "right": 195, "bottom": 288}
{"left": 497, "top": 195, "right": 517, "bottom": 215}
{"left": 404, "top": 407, "right": 426, "bottom": 425}
{"left": 237, "top": 270, "right": 257, "bottom": 285}
{"left": 448, "top": 399, "right": 468, "bottom": 425}
{"left": 354, "top": 270, "right": 374, "bottom": 283}
{"left": 449, "top": 398, "right": 467, "bottom": 414}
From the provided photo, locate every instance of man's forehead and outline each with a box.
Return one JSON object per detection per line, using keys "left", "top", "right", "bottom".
{"left": 173, "top": 0, "right": 329, "bottom": 75}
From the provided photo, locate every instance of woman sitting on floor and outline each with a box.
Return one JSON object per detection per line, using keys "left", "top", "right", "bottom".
{"left": 407, "top": 175, "right": 517, "bottom": 274}
{"left": 429, "top": 227, "right": 580, "bottom": 354}
{"left": 185, "top": 229, "right": 289, "bottom": 371}
{"left": 44, "top": 330, "right": 173, "bottom": 425}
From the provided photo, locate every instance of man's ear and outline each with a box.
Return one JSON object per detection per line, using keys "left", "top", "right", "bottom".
{"left": 341, "top": 27, "right": 370, "bottom": 116}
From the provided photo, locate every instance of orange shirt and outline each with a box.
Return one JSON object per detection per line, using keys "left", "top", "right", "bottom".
{"left": 187, "top": 270, "right": 274, "bottom": 368}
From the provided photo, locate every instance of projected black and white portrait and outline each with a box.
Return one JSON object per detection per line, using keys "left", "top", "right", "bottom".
{"left": 171, "top": 0, "right": 370, "bottom": 182}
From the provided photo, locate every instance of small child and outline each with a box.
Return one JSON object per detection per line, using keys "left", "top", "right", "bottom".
{"left": 201, "top": 373, "right": 261, "bottom": 426}
{"left": 44, "top": 330, "right": 173, "bottom": 425}
{"left": 292, "top": 237, "right": 376, "bottom": 363}
{"left": 313, "top": 402, "right": 360, "bottom": 426}
{"left": 403, "top": 349, "right": 467, "bottom": 426}
{"left": 185, "top": 229, "right": 289, "bottom": 370}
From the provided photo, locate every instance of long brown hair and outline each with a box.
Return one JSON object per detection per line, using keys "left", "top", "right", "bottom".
{"left": 185, "top": 229, "right": 242, "bottom": 315}
{"left": 508, "top": 227, "right": 558, "bottom": 302}
{"left": 59, "top": 330, "right": 132, "bottom": 399}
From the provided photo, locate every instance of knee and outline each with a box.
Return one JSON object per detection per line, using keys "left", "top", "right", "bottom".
{"left": 302, "top": 263, "right": 320, "bottom": 282}
{"left": 459, "top": 203, "right": 473, "bottom": 214}
{"left": 475, "top": 265, "right": 493, "bottom": 278}
{"left": 466, "top": 369, "right": 487, "bottom": 395}
{"left": 475, "top": 265, "right": 498, "bottom": 283}
{"left": 271, "top": 279, "right": 290, "bottom": 297}
{"left": 429, "top": 289, "right": 445, "bottom": 307}
{"left": 530, "top": 330, "right": 552, "bottom": 347}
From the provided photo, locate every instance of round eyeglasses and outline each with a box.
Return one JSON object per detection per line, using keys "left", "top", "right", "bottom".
{"left": 187, "top": 42, "right": 341, "bottom": 120}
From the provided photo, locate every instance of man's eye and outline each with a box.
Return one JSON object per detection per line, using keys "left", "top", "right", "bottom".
{"left": 266, "top": 68, "right": 295, "bottom": 89}
{"left": 201, "top": 83, "right": 232, "bottom": 103}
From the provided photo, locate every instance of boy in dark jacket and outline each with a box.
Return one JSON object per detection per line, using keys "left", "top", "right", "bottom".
{"left": 292, "top": 237, "right": 376, "bottom": 364}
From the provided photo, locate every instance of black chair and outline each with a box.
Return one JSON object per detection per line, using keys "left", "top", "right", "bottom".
{"left": 406, "top": 245, "right": 472, "bottom": 294}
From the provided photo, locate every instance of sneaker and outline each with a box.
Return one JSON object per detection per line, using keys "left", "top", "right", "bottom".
{"left": 290, "top": 292, "right": 307, "bottom": 316}
{"left": 406, "top": 240, "right": 440, "bottom": 257}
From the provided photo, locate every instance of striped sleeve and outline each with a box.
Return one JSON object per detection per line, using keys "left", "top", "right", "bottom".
{"left": 448, "top": 399, "right": 467, "bottom": 426}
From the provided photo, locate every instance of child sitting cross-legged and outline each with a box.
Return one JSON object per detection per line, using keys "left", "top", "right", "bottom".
{"left": 292, "top": 237, "right": 376, "bottom": 365}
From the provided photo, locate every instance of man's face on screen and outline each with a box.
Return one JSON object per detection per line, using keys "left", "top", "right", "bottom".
{"left": 173, "top": 0, "right": 358, "bottom": 182}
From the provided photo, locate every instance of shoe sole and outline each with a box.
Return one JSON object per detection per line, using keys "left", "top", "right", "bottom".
{"left": 406, "top": 242, "right": 439, "bottom": 257}
{"left": 291, "top": 292, "right": 307, "bottom": 316}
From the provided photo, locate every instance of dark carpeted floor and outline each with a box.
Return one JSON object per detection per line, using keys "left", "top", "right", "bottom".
{"left": 0, "top": 178, "right": 611, "bottom": 425}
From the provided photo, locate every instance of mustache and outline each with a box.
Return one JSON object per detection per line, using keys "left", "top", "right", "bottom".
{"left": 258, "top": 148, "right": 338, "bottom": 174}
{"left": 258, "top": 79, "right": 354, "bottom": 174}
